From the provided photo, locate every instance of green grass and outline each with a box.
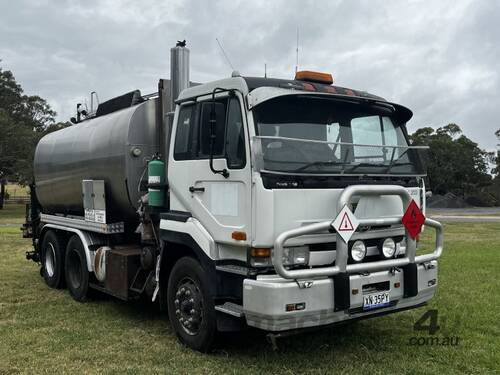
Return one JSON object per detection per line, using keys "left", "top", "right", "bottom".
{"left": 0, "top": 216, "right": 499, "bottom": 373}
{"left": 0, "top": 203, "right": 26, "bottom": 224}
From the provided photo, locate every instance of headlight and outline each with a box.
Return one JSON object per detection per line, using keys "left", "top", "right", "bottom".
{"left": 380, "top": 238, "right": 396, "bottom": 258}
{"left": 283, "top": 246, "right": 309, "bottom": 266}
{"left": 350, "top": 240, "right": 366, "bottom": 262}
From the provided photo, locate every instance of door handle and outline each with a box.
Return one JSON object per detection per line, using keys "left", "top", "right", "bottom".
{"left": 189, "top": 186, "right": 205, "bottom": 193}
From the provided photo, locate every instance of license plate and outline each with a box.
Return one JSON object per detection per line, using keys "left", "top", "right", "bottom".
{"left": 363, "top": 291, "right": 390, "bottom": 310}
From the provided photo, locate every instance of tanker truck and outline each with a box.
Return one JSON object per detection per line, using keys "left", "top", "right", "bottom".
{"left": 23, "top": 41, "right": 444, "bottom": 352}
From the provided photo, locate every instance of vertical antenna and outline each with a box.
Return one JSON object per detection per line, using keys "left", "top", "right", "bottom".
{"left": 264, "top": 63, "right": 267, "bottom": 78}
{"left": 295, "top": 27, "right": 299, "bottom": 74}
{"left": 216, "top": 38, "right": 235, "bottom": 71}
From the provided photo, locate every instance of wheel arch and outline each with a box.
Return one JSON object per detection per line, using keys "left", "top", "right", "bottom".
{"left": 40, "top": 224, "right": 106, "bottom": 272}
{"left": 158, "top": 218, "right": 217, "bottom": 311}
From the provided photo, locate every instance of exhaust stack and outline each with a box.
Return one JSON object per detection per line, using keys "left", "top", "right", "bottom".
{"left": 170, "top": 40, "right": 190, "bottom": 111}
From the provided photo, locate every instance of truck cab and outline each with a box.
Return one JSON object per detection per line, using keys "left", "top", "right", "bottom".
{"left": 160, "top": 72, "right": 442, "bottom": 344}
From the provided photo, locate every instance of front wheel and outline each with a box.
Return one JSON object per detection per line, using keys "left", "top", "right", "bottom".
{"left": 65, "top": 235, "right": 89, "bottom": 302}
{"left": 167, "top": 257, "right": 217, "bottom": 352}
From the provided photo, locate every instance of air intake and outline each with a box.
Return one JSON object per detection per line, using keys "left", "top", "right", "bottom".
{"left": 170, "top": 40, "right": 190, "bottom": 111}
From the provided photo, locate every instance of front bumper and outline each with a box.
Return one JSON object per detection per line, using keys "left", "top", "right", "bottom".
{"left": 243, "top": 261, "right": 438, "bottom": 331}
{"left": 243, "top": 185, "right": 443, "bottom": 332}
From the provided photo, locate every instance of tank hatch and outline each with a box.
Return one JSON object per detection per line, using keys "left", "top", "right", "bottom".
{"left": 95, "top": 90, "right": 144, "bottom": 118}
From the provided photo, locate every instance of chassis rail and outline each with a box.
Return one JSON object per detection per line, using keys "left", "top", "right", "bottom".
{"left": 40, "top": 213, "right": 124, "bottom": 234}
{"left": 272, "top": 185, "right": 443, "bottom": 279}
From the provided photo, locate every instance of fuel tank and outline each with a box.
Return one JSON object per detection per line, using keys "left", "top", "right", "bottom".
{"left": 34, "top": 98, "right": 158, "bottom": 222}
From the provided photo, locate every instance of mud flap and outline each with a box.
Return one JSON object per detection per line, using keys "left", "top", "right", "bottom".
{"left": 333, "top": 272, "right": 351, "bottom": 311}
{"left": 403, "top": 263, "right": 418, "bottom": 297}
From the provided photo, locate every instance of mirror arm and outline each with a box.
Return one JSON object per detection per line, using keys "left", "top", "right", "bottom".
{"left": 209, "top": 118, "right": 229, "bottom": 178}
{"left": 208, "top": 87, "right": 234, "bottom": 179}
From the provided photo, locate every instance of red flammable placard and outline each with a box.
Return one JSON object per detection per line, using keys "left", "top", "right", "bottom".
{"left": 402, "top": 200, "right": 426, "bottom": 239}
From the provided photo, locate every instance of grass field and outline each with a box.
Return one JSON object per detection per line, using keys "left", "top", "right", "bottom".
{"left": 4, "top": 184, "right": 29, "bottom": 197}
{"left": 0, "top": 205, "right": 499, "bottom": 374}
{"left": 0, "top": 203, "right": 26, "bottom": 225}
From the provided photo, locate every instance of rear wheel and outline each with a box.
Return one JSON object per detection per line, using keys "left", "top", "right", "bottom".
{"left": 41, "top": 230, "right": 67, "bottom": 288}
{"left": 65, "top": 235, "right": 89, "bottom": 302}
{"left": 167, "top": 257, "right": 217, "bottom": 352}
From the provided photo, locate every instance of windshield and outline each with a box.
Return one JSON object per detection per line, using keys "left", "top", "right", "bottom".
{"left": 252, "top": 95, "right": 427, "bottom": 176}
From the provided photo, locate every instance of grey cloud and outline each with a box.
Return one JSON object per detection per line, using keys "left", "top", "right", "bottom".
{"left": 0, "top": 0, "right": 498, "bottom": 150}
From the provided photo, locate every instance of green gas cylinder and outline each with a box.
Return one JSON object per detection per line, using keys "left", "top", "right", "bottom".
{"left": 148, "top": 159, "right": 166, "bottom": 207}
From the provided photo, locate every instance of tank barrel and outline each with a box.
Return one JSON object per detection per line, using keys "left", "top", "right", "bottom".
{"left": 34, "top": 100, "right": 158, "bottom": 222}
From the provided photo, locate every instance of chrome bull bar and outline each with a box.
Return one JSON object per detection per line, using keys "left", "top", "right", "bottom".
{"left": 272, "top": 185, "right": 444, "bottom": 280}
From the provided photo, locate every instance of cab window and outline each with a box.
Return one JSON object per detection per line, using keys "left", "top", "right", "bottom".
{"left": 173, "top": 104, "right": 196, "bottom": 160}
{"left": 224, "top": 97, "right": 246, "bottom": 168}
{"left": 175, "top": 96, "right": 246, "bottom": 169}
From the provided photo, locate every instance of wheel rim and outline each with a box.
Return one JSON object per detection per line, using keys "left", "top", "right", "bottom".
{"left": 68, "top": 249, "right": 82, "bottom": 289}
{"left": 44, "top": 243, "right": 56, "bottom": 278}
{"left": 174, "top": 277, "right": 203, "bottom": 336}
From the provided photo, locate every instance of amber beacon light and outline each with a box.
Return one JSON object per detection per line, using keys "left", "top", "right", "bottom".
{"left": 295, "top": 70, "right": 334, "bottom": 84}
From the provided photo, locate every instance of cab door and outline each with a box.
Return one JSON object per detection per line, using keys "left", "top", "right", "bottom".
{"left": 167, "top": 93, "right": 252, "bottom": 248}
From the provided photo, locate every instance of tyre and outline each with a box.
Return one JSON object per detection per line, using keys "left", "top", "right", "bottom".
{"left": 167, "top": 257, "right": 217, "bottom": 352}
{"left": 41, "top": 230, "right": 67, "bottom": 288}
{"left": 65, "top": 235, "right": 89, "bottom": 302}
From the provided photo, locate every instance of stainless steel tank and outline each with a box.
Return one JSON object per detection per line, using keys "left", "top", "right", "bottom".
{"left": 34, "top": 99, "right": 158, "bottom": 221}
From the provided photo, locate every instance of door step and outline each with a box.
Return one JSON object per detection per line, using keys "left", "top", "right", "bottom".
{"left": 215, "top": 302, "right": 244, "bottom": 318}
{"left": 216, "top": 264, "right": 251, "bottom": 276}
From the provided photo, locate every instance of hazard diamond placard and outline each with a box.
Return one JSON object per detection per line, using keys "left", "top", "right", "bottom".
{"left": 331, "top": 205, "right": 359, "bottom": 243}
{"left": 402, "top": 200, "right": 426, "bottom": 239}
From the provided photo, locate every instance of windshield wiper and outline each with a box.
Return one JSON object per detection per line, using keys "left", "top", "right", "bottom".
{"left": 346, "top": 162, "right": 385, "bottom": 173}
{"left": 294, "top": 161, "right": 342, "bottom": 172}
{"left": 346, "top": 148, "right": 412, "bottom": 174}
{"left": 385, "top": 148, "right": 409, "bottom": 173}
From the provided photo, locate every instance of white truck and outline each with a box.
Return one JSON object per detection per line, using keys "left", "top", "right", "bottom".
{"left": 24, "top": 41, "right": 444, "bottom": 352}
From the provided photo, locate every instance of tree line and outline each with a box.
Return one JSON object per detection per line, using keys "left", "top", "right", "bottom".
{"left": 411, "top": 124, "right": 499, "bottom": 206}
{"left": 0, "top": 65, "right": 69, "bottom": 207}
{"left": 0, "top": 65, "right": 499, "bottom": 208}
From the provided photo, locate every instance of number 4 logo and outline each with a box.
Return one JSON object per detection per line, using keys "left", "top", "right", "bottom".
{"left": 414, "top": 309, "right": 440, "bottom": 335}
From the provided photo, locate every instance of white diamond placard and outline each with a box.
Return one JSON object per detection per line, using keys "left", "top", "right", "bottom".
{"left": 331, "top": 205, "right": 359, "bottom": 243}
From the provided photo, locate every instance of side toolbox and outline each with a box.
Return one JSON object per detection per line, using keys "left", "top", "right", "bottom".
{"left": 105, "top": 246, "right": 142, "bottom": 300}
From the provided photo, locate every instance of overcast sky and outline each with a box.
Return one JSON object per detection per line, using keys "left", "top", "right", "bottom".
{"left": 1, "top": 0, "right": 499, "bottom": 150}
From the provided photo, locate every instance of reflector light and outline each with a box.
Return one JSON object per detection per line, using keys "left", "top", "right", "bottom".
{"left": 250, "top": 248, "right": 271, "bottom": 257}
{"left": 286, "top": 302, "right": 306, "bottom": 312}
{"left": 295, "top": 70, "right": 333, "bottom": 84}
{"left": 324, "top": 86, "right": 337, "bottom": 94}
{"left": 231, "top": 231, "right": 247, "bottom": 241}
{"left": 301, "top": 82, "right": 316, "bottom": 91}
